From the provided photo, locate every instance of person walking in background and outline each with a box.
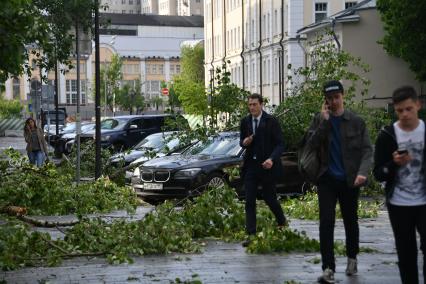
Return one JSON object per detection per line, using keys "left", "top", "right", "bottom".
{"left": 24, "top": 118, "right": 48, "bottom": 167}
{"left": 373, "top": 86, "right": 426, "bottom": 284}
{"left": 304, "top": 80, "right": 373, "bottom": 283}
{"left": 239, "top": 93, "right": 287, "bottom": 247}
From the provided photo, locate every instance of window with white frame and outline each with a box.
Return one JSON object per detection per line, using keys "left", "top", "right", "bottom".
{"left": 345, "top": 1, "right": 357, "bottom": 9}
{"left": 315, "top": 2, "right": 327, "bottom": 23}
{"left": 274, "top": 10, "right": 278, "bottom": 35}
{"left": 65, "top": 80, "right": 86, "bottom": 105}
{"left": 12, "top": 78, "right": 20, "bottom": 100}
{"left": 176, "top": 64, "right": 181, "bottom": 73}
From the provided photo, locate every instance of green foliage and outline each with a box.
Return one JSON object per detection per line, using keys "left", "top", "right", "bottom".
{"left": 0, "top": 186, "right": 322, "bottom": 270}
{"left": 116, "top": 81, "right": 145, "bottom": 114}
{"left": 94, "top": 54, "right": 123, "bottom": 112}
{"left": 282, "top": 191, "right": 380, "bottom": 220}
{"left": 0, "top": 0, "right": 96, "bottom": 82}
{"left": 210, "top": 63, "right": 250, "bottom": 129}
{"left": 246, "top": 226, "right": 320, "bottom": 254}
{"left": 275, "top": 31, "right": 371, "bottom": 150}
{"left": 173, "top": 45, "right": 207, "bottom": 116}
{"left": 0, "top": 96, "right": 22, "bottom": 118}
{"left": 0, "top": 148, "right": 137, "bottom": 215}
{"left": 60, "top": 140, "right": 112, "bottom": 179}
{"left": 377, "top": 0, "right": 426, "bottom": 81}
{"left": 0, "top": 221, "right": 65, "bottom": 270}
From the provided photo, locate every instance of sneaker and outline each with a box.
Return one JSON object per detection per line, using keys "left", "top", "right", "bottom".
{"left": 317, "top": 268, "right": 335, "bottom": 283}
{"left": 345, "top": 258, "right": 358, "bottom": 275}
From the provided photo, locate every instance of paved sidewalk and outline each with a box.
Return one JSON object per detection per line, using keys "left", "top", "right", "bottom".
{"left": 2, "top": 210, "right": 421, "bottom": 284}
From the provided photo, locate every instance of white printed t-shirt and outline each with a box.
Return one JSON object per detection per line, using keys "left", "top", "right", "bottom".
{"left": 391, "top": 120, "right": 426, "bottom": 206}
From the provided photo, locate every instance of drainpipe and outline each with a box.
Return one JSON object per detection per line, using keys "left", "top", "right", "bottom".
{"left": 240, "top": 0, "right": 245, "bottom": 89}
{"left": 331, "top": 19, "right": 341, "bottom": 51}
{"left": 222, "top": 0, "right": 227, "bottom": 64}
{"left": 210, "top": 0, "right": 215, "bottom": 75}
{"left": 278, "top": 0, "right": 285, "bottom": 102}
{"left": 257, "top": 0, "right": 263, "bottom": 96}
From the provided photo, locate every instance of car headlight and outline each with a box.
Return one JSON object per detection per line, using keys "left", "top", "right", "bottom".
{"left": 101, "top": 135, "right": 110, "bottom": 141}
{"left": 133, "top": 167, "right": 140, "bottom": 177}
{"left": 174, "top": 168, "right": 202, "bottom": 178}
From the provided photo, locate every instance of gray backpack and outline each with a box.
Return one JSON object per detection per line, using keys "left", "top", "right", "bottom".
{"left": 297, "top": 132, "right": 321, "bottom": 183}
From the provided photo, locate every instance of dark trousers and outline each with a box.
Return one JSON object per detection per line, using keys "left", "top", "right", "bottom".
{"left": 318, "top": 175, "right": 360, "bottom": 271}
{"left": 244, "top": 160, "right": 286, "bottom": 235}
{"left": 387, "top": 203, "right": 426, "bottom": 284}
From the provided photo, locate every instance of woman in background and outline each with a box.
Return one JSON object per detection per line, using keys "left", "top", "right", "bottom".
{"left": 24, "top": 118, "right": 48, "bottom": 167}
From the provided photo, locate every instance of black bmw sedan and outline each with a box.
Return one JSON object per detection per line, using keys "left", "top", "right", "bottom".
{"left": 131, "top": 132, "right": 305, "bottom": 204}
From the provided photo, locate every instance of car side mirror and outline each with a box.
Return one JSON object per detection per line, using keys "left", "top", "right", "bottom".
{"left": 129, "top": 124, "right": 138, "bottom": 129}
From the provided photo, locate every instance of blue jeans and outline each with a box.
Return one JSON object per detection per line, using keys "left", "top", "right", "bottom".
{"left": 28, "top": 150, "right": 45, "bottom": 167}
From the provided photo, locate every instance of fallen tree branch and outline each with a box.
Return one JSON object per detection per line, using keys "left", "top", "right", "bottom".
{"left": 17, "top": 215, "right": 80, "bottom": 227}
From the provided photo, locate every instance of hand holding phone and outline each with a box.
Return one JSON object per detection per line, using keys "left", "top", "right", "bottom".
{"left": 321, "top": 101, "right": 330, "bottom": 120}
{"left": 397, "top": 149, "right": 408, "bottom": 155}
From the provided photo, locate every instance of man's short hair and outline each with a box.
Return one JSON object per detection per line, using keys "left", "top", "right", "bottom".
{"left": 248, "top": 93, "right": 263, "bottom": 104}
{"left": 392, "top": 86, "right": 418, "bottom": 104}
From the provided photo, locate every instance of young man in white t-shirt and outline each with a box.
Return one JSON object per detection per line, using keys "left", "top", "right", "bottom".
{"left": 374, "top": 86, "right": 426, "bottom": 284}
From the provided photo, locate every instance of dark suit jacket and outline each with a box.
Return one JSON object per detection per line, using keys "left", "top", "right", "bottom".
{"left": 239, "top": 111, "right": 284, "bottom": 178}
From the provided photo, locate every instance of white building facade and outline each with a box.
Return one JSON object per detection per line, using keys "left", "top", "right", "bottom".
{"left": 204, "top": 0, "right": 359, "bottom": 105}
{"left": 102, "top": 0, "right": 203, "bottom": 15}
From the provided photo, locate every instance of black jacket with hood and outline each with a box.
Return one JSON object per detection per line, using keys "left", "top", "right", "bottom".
{"left": 373, "top": 122, "right": 426, "bottom": 201}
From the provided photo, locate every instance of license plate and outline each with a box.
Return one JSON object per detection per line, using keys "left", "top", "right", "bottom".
{"left": 143, "top": 182, "right": 163, "bottom": 190}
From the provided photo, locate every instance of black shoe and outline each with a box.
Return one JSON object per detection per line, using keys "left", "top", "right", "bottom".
{"left": 242, "top": 239, "right": 251, "bottom": 247}
{"left": 242, "top": 235, "right": 254, "bottom": 247}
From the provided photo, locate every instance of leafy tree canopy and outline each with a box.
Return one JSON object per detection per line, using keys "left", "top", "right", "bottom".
{"left": 0, "top": 0, "right": 96, "bottom": 83}
{"left": 275, "top": 32, "right": 379, "bottom": 150}
{"left": 377, "top": 0, "right": 426, "bottom": 81}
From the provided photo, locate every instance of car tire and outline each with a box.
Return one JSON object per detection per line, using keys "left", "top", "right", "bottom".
{"left": 206, "top": 173, "right": 226, "bottom": 189}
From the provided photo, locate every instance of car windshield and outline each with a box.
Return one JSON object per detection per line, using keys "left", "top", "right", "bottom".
{"left": 100, "top": 118, "right": 127, "bottom": 130}
{"left": 135, "top": 134, "right": 166, "bottom": 150}
{"left": 135, "top": 134, "right": 180, "bottom": 152}
{"left": 81, "top": 124, "right": 95, "bottom": 132}
{"left": 61, "top": 123, "right": 76, "bottom": 132}
{"left": 187, "top": 135, "right": 241, "bottom": 157}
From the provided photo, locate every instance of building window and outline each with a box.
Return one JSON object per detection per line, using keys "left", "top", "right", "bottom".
{"left": 137, "top": 0, "right": 140, "bottom": 4}
{"left": 122, "top": 10, "right": 126, "bottom": 13}
{"left": 159, "top": 64, "right": 164, "bottom": 75}
{"left": 129, "top": 0, "right": 133, "bottom": 4}
{"left": 315, "top": 2, "right": 327, "bottom": 23}
{"left": 12, "top": 78, "right": 20, "bottom": 100}
{"left": 170, "top": 65, "right": 175, "bottom": 74}
{"left": 175, "top": 65, "right": 181, "bottom": 73}
{"left": 152, "top": 64, "right": 157, "bottom": 74}
{"left": 65, "top": 80, "right": 86, "bottom": 105}
{"left": 129, "top": 10, "right": 134, "bottom": 14}
{"left": 345, "top": 1, "right": 357, "bottom": 9}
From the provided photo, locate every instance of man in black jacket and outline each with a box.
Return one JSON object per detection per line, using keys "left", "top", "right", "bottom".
{"left": 239, "top": 93, "right": 286, "bottom": 247}
{"left": 373, "top": 86, "right": 426, "bottom": 284}
{"left": 305, "top": 80, "right": 372, "bottom": 284}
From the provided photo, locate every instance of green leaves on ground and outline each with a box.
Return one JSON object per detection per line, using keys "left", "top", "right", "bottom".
{"left": 0, "top": 148, "right": 137, "bottom": 215}
{"left": 282, "top": 191, "right": 381, "bottom": 220}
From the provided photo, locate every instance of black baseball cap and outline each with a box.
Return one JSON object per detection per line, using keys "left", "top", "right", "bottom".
{"left": 323, "top": 80, "right": 344, "bottom": 96}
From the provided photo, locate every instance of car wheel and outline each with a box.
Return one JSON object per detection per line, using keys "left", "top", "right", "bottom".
{"left": 206, "top": 173, "right": 226, "bottom": 189}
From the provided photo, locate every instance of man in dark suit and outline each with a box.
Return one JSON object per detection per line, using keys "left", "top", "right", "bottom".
{"left": 239, "top": 93, "right": 287, "bottom": 246}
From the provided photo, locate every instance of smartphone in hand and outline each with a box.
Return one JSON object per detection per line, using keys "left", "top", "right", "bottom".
{"left": 397, "top": 149, "right": 408, "bottom": 155}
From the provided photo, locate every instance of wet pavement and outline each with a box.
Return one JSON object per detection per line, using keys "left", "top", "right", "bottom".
{"left": 2, "top": 210, "right": 422, "bottom": 284}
